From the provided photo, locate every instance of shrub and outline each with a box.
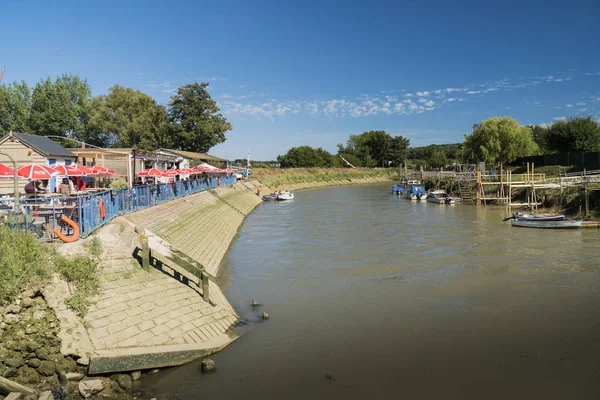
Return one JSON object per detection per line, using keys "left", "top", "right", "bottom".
{"left": 109, "top": 178, "right": 128, "bottom": 190}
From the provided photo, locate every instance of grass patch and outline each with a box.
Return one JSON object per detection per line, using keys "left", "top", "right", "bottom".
{"left": 0, "top": 224, "right": 101, "bottom": 317}
{"left": 84, "top": 235, "right": 103, "bottom": 257}
{"left": 252, "top": 167, "right": 398, "bottom": 188}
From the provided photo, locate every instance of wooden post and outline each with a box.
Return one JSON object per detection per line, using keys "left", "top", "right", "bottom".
{"left": 201, "top": 272, "right": 210, "bottom": 302}
{"left": 584, "top": 185, "right": 589, "bottom": 217}
{"left": 140, "top": 234, "right": 149, "bottom": 271}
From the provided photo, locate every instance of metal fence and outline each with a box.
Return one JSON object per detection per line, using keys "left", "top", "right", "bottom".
{"left": 0, "top": 175, "right": 236, "bottom": 241}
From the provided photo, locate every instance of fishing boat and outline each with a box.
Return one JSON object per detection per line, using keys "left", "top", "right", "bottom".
{"left": 511, "top": 219, "right": 582, "bottom": 229}
{"left": 277, "top": 191, "right": 294, "bottom": 201}
{"left": 404, "top": 184, "right": 427, "bottom": 200}
{"left": 426, "top": 189, "right": 455, "bottom": 204}
{"left": 392, "top": 185, "right": 405, "bottom": 195}
{"left": 513, "top": 212, "right": 565, "bottom": 221}
{"left": 262, "top": 193, "right": 277, "bottom": 201}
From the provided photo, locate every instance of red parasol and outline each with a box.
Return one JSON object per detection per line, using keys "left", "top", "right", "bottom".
{"left": 53, "top": 165, "right": 87, "bottom": 176}
{"left": 137, "top": 168, "right": 163, "bottom": 177}
{"left": 0, "top": 163, "right": 15, "bottom": 177}
{"left": 161, "top": 169, "right": 179, "bottom": 177}
{"left": 17, "top": 165, "right": 58, "bottom": 180}
{"left": 91, "top": 166, "right": 115, "bottom": 176}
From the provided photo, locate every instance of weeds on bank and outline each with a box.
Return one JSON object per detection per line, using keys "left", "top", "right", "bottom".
{"left": 0, "top": 224, "right": 101, "bottom": 317}
{"left": 252, "top": 168, "right": 398, "bottom": 187}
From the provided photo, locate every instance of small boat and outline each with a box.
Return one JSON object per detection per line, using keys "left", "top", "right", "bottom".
{"left": 277, "top": 191, "right": 294, "bottom": 201}
{"left": 262, "top": 194, "right": 277, "bottom": 201}
{"left": 392, "top": 185, "right": 405, "bottom": 195}
{"left": 513, "top": 212, "right": 565, "bottom": 221}
{"left": 511, "top": 219, "right": 582, "bottom": 229}
{"left": 405, "top": 184, "right": 427, "bottom": 200}
{"left": 426, "top": 189, "right": 455, "bottom": 204}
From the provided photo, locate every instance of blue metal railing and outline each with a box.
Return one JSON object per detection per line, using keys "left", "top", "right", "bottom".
{"left": 0, "top": 175, "right": 237, "bottom": 240}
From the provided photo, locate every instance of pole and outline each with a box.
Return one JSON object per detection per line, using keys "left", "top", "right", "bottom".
{"left": 0, "top": 150, "right": 19, "bottom": 211}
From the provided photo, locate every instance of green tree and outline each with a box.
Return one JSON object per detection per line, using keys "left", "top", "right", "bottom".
{"left": 427, "top": 151, "right": 447, "bottom": 168}
{"left": 463, "top": 117, "right": 540, "bottom": 164}
{"left": 86, "top": 85, "right": 169, "bottom": 149}
{"left": 167, "top": 83, "right": 231, "bottom": 153}
{"left": 28, "top": 74, "right": 91, "bottom": 140}
{"left": 529, "top": 124, "right": 549, "bottom": 152}
{"left": 388, "top": 136, "right": 410, "bottom": 167}
{"left": 277, "top": 146, "right": 333, "bottom": 168}
{"left": 545, "top": 116, "right": 600, "bottom": 152}
{"left": 0, "top": 81, "right": 32, "bottom": 134}
{"left": 339, "top": 130, "right": 399, "bottom": 167}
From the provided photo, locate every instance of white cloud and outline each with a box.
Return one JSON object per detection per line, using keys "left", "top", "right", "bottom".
{"left": 565, "top": 104, "right": 574, "bottom": 108}
{"left": 424, "top": 100, "right": 435, "bottom": 107}
{"left": 585, "top": 71, "right": 600, "bottom": 76}
{"left": 147, "top": 81, "right": 172, "bottom": 88}
{"left": 467, "top": 90, "right": 481, "bottom": 94}
{"left": 553, "top": 116, "right": 567, "bottom": 121}
{"left": 416, "top": 91, "right": 429, "bottom": 97}
{"left": 405, "top": 93, "right": 413, "bottom": 97}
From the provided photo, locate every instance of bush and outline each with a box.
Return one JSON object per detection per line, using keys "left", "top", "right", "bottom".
{"left": 109, "top": 178, "right": 128, "bottom": 189}
{"left": 0, "top": 225, "right": 52, "bottom": 301}
{"left": 54, "top": 254, "right": 100, "bottom": 316}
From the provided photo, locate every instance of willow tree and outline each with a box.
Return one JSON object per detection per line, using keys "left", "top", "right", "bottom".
{"left": 463, "top": 117, "right": 539, "bottom": 164}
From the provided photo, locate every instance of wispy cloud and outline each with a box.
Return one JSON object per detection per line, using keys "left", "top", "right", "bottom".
{"left": 219, "top": 70, "right": 596, "bottom": 120}
{"left": 146, "top": 81, "right": 173, "bottom": 89}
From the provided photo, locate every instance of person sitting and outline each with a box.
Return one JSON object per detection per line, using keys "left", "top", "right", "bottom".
{"left": 58, "top": 178, "right": 72, "bottom": 196}
{"left": 77, "top": 177, "right": 87, "bottom": 191}
{"left": 24, "top": 179, "right": 43, "bottom": 198}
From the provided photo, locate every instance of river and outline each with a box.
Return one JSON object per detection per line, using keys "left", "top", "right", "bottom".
{"left": 142, "top": 182, "right": 600, "bottom": 399}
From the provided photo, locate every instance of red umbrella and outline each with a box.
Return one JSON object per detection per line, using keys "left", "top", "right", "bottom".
{"left": 161, "top": 169, "right": 179, "bottom": 177}
{"left": 91, "top": 166, "right": 115, "bottom": 176}
{"left": 137, "top": 168, "right": 163, "bottom": 177}
{"left": 0, "top": 163, "right": 15, "bottom": 177}
{"left": 193, "top": 165, "right": 213, "bottom": 173}
{"left": 53, "top": 165, "right": 87, "bottom": 176}
{"left": 17, "top": 165, "right": 57, "bottom": 179}
{"left": 75, "top": 165, "right": 97, "bottom": 175}
{"left": 178, "top": 168, "right": 195, "bottom": 175}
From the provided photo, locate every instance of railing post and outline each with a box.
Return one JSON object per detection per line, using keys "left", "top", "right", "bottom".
{"left": 201, "top": 272, "right": 210, "bottom": 302}
{"left": 140, "top": 234, "right": 150, "bottom": 271}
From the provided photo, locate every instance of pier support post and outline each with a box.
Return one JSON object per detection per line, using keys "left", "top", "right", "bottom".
{"left": 201, "top": 272, "right": 210, "bottom": 302}
{"left": 584, "top": 185, "right": 589, "bottom": 217}
{"left": 140, "top": 234, "right": 150, "bottom": 271}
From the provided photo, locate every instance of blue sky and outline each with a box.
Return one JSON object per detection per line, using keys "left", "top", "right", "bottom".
{"left": 1, "top": 0, "right": 599, "bottom": 160}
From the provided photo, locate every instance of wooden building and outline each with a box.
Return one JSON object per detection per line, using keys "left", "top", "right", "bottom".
{"left": 0, "top": 131, "right": 77, "bottom": 194}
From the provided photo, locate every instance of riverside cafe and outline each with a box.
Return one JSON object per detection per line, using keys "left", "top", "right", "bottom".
{"left": 0, "top": 162, "right": 235, "bottom": 242}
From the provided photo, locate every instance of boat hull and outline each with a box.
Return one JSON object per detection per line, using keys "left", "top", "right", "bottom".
{"left": 277, "top": 193, "right": 294, "bottom": 201}
{"left": 427, "top": 198, "right": 456, "bottom": 204}
{"left": 513, "top": 213, "right": 565, "bottom": 221}
{"left": 511, "top": 219, "right": 582, "bottom": 229}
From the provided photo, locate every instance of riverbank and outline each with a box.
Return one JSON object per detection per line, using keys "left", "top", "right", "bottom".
{"left": 251, "top": 167, "right": 398, "bottom": 191}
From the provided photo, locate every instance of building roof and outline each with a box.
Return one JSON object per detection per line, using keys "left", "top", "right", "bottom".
{"left": 0, "top": 132, "right": 76, "bottom": 158}
{"left": 158, "top": 149, "right": 225, "bottom": 161}
{"left": 68, "top": 148, "right": 179, "bottom": 162}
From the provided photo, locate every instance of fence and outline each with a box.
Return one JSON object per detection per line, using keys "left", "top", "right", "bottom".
{"left": 515, "top": 152, "right": 600, "bottom": 167}
{"left": 0, "top": 175, "right": 237, "bottom": 241}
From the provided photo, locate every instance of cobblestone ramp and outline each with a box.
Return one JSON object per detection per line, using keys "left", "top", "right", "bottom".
{"left": 126, "top": 183, "right": 262, "bottom": 277}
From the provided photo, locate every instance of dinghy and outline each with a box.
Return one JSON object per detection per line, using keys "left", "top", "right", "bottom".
{"left": 511, "top": 219, "right": 582, "bottom": 229}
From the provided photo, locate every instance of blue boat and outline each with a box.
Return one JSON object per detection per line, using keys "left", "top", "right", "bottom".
{"left": 405, "top": 184, "right": 426, "bottom": 200}
{"left": 392, "top": 185, "right": 405, "bottom": 195}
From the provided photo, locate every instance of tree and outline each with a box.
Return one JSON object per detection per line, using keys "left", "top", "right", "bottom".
{"left": 86, "top": 85, "right": 169, "bottom": 149}
{"left": 427, "top": 151, "right": 447, "bottom": 168}
{"left": 339, "top": 130, "right": 403, "bottom": 167}
{"left": 462, "top": 117, "right": 540, "bottom": 164}
{"left": 28, "top": 74, "right": 91, "bottom": 140}
{"left": 529, "top": 124, "right": 548, "bottom": 152}
{"left": 0, "top": 81, "right": 32, "bottom": 134}
{"left": 545, "top": 116, "right": 600, "bottom": 153}
{"left": 388, "top": 136, "right": 410, "bottom": 167}
{"left": 167, "top": 83, "right": 231, "bottom": 153}
{"left": 277, "top": 146, "right": 333, "bottom": 168}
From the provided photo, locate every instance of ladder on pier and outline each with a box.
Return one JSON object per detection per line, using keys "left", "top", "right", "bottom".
{"left": 458, "top": 179, "right": 476, "bottom": 203}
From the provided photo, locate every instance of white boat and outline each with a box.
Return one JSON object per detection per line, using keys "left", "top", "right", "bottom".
{"left": 404, "top": 184, "right": 426, "bottom": 200}
{"left": 426, "top": 189, "right": 455, "bottom": 204}
{"left": 511, "top": 219, "right": 582, "bottom": 229}
{"left": 277, "top": 191, "right": 294, "bottom": 201}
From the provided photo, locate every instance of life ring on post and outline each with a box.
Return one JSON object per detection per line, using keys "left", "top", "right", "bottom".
{"left": 54, "top": 216, "right": 80, "bottom": 243}
{"left": 99, "top": 199, "right": 106, "bottom": 219}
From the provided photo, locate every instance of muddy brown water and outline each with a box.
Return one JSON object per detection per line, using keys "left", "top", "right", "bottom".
{"left": 141, "top": 182, "right": 600, "bottom": 400}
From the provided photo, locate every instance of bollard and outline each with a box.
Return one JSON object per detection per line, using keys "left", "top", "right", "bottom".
{"left": 140, "top": 234, "right": 149, "bottom": 271}
{"left": 201, "top": 272, "right": 210, "bottom": 303}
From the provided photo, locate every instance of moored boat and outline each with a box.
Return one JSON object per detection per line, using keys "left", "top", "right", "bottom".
{"left": 277, "top": 191, "right": 294, "bottom": 201}
{"left": 426, "top": 189, "right": 455, "bottom": 204}
{"left": 513, "top": 212, "right": 565, "bottom": 221}
{"left": 511, "top": 219, "right": 582, "bottom": 229}
{"left": 262, "top": 194, "right": 277, "bottom": 201}
{"left": 405, "top": 184, "right": 426, "bottom": 200}
{"left": 392, "top": 185, "right": 405, "bottom": 195}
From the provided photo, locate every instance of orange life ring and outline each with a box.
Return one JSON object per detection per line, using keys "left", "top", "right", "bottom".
{"left": 53, "top": 216, "right": 80, "bottom": 243}
{"left": 99, "top": 199, "right": 106, "bottom": 219}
